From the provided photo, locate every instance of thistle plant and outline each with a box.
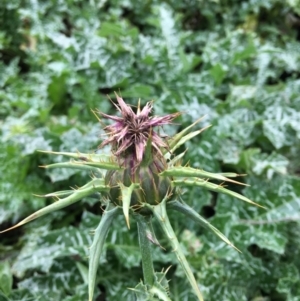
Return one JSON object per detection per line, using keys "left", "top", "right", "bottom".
{"left": 1, "top": 94, "right": 264, "bottom": 301}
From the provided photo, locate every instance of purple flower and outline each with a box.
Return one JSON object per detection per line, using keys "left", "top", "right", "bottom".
{"left": 98, "top": 94, "right": 180, "bottom": 165}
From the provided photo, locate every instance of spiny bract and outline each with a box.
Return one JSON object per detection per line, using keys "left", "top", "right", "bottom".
{"left": 99, "top": 94, "right": 179, "bottom": 213}
{"left": 1, "top": 95, "right": 264, "bottom": 301}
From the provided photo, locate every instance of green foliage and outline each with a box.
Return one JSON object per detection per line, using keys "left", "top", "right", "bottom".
{"left": 0, "top": 0, "right": 300, "bottom": 300}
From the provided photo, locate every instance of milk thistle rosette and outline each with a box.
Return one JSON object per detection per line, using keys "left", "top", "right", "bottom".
{"left": 1, "top": 94, "right": 264, "bottom": 301}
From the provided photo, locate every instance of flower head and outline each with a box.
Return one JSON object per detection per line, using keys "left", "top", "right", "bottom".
{"left": 98, "top": 94, "right": 180, "bottom": 165}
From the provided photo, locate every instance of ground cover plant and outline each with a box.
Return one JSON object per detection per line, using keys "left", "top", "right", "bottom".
{"left": 1, "top": 1, "right": 300, "bottom": 301}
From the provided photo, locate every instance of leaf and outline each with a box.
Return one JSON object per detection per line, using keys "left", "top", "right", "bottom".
{"left": 98, "top": 22, "right": 124, "bottom": 37}
{"left": 119, "top": 183, "right": 140, "bottom": 228}
{"left": 121, "top": 84, "right": 155, "bottom": 98}
{"left": 39, "top": 150, "right": 121, "bottom": 170}
{"left": 161, "top": 166, "right": 247, "bottom": 186}
{"left": 106, "top": 215, "right": 141, "bottom": 270}
{"left": 135, "top": 214, "right": 155, "bottom": 286}
{"left": 232, "top": 40, "right": 257, "bottom": 64}
{"left": 88, "top": 205, "right": 119, "bottom": 301}
{"left": 276, "top": 263, "right": 300, "bottom": 299}
{"left": 172, "top": 178, "right": 265, "bottom": 209}
{"left": 262, "top": 105, "right": 299, "bottom": 149}
{"left": 210, "top": 64, "right": 227, "bottom": 85}
{"left": 11, "top": 225, "right": 92, "bottom": 278}
{"left": 147, "top": 198, "right": 204, "bottom": 301}
{"left": 0, "top": 179, "right": 109, "bottom": 233}
{"left": 179, "top": 48, "right": 202, "bottom": 73}
{"left": 17, "top": 259, "right": 83, "bottom": 297}
{"left": 168, "top": 125, "right": 211, "bottom": 157}
{"left": 167, "top": 150, "right": 187, "bottom": 167}
{"left": 0, "top": 262, "right": 12, "bottom": 297}
{"left": 165, "top": 117, "right": 206, "bottom": 156}
{"left": 41, "top": 161, "right": 102, "bottom": 172}
{"left": 132, "top": 272, "right": 172, "bottom": 301}
{"left": 0, "top": 291, "right": 9, "bottom": 301}
{"left": 37, "top": 151, "right": 112, "bottom": 162}
{"left": 252, "top": 152, "right": 289, "bottom": 179}
{"left": 159, "top": 3, "right": 179, "bottom": 62}
{"left": 168, "top": 200, "right": 240, "bottom": 252}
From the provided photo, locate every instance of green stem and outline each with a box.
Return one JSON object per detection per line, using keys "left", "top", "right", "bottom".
{"left": 148, "top": 200, "right": 204, "bottom": 301}
{"left": 136, "top": 215, "right": 155, "bottom": 286}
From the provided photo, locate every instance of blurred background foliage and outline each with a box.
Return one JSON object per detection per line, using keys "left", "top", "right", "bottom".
{"left": 1, "top": 0, "right": 300, "bottom": 300}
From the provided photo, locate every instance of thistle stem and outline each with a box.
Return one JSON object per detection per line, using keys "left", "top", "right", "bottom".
{"left": 136, "top": 215, "right": 155, "bottom": 286}
{"left": 148, "top": 200, "right": 204, "bottom": 301}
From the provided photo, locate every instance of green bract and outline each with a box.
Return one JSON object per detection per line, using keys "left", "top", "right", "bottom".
{"left": 1, "top": 96, "right": 264, "bottom": 301}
